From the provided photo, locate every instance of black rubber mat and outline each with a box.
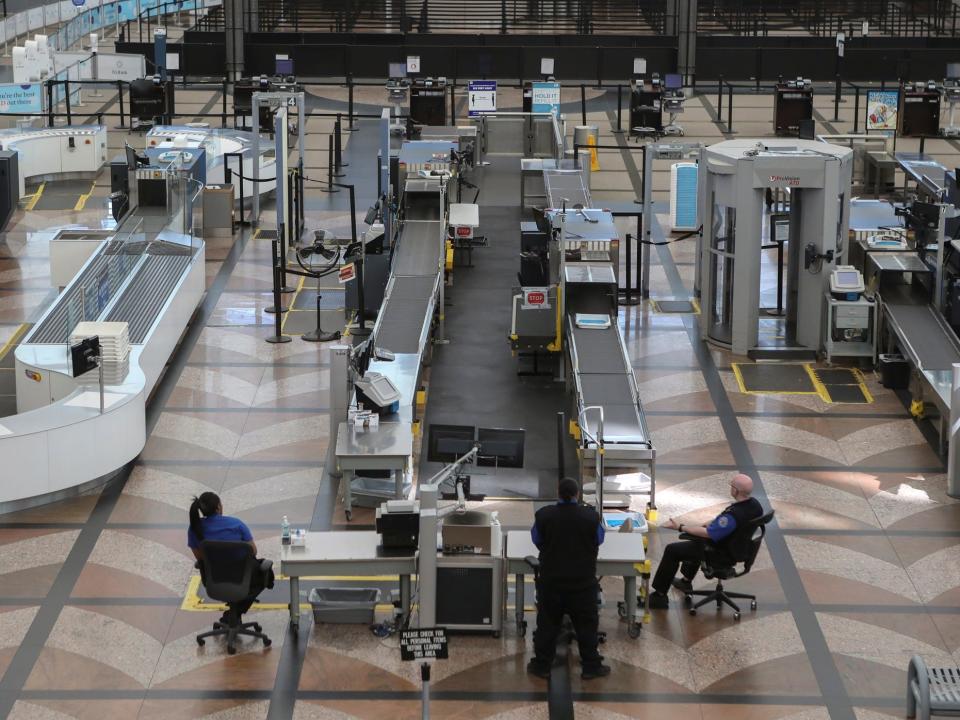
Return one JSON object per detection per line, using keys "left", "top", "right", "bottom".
{"left": 814, "top": 368, "right": 860, "bottom": 385}
{"left": 823, "top": 383, "right": 869, "bottom": 404}
{"left": 258, "top": 229, "right": 278, "bottom": 240}
{"left": 655, "top": 299, "right": 696, "bottom": 313}
{"left": 735, "top": 362, "right": 815, "bottom": 393}
{"left": 283, "top": 308, "right": 345, "bottom": 335}
{"left": 292, "top": 288, "right": 345, "bottom": 311}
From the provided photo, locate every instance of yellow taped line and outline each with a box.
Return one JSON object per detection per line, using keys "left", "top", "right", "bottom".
{"left": 804, "top": 363, "right": 832, "bottom": 403}
{"left": 0, "top": 323, "right": 29, "bottom": 361}
{"left": 24, "top": 182, "right": 45, "bottom": 211}
{"left": 855, "top": 368, "right": 875, "bottom": 404}
{"left": 73, "top": 181, "right": 96, "bottom": 212}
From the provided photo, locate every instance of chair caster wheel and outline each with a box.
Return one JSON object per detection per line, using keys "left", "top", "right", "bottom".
{"left": 617, "top": 602, "right": 626, "bottom": 619}
{"left": 734, "top": 612, "right": 741, "bottom": 621}
{"left": 227, "top": 645, "right": 237, "bottom": 655}
{"left": 197, "top": 638, "right": 205, "bottom": 646}
{"left": 345, "top": 511, "right": 352, "bottom": 521}
{"left": 689, "top": 609, "right": 697, "bottom": 616}
{"left": 683, "top": 595, "right": 692, "bottom": 608}
{"left": 750, "top": 600, "right": 757, "bottom": 611}
{"left": 628, "top": 623, "right": 641, "bottom": 639}
{"left": 263, "top": 637, "right": 272, "bottom": 646}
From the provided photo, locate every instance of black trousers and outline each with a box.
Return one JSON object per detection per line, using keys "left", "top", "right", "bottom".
{"left": 532, "top": 579, "right": 602, "bottom": 669}
{"left": 226, "top": 562, "right": 275, "bottom": 617}
{"left": 651, "top": 539, "right": 706, "bottom": 594}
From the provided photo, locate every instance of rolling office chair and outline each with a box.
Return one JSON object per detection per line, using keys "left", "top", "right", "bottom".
{"left": 681, "top": 509, "right": 775, "bottom": 621}
{"left": 195, "top": 540, "right": 273, "bottom": 654}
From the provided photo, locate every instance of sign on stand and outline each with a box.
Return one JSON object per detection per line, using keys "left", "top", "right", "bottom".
{"left": 400, "top": 627, "right": 448, "bottom": 661}
{"left": 866, "top": 90, "right": 899, "bottom": 132}
{"left": 338, "top": 262, "right": 356, "bottom": 284}
{"left": 467, "top": 80, "right": 496, "bottom": 116}
{"left": 531, "top": 81, "right": 561, "bottom": 116}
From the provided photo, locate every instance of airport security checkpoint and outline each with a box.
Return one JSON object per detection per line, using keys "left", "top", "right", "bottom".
{"left": 1, "top": 4, "right": 960, "bottom": 717}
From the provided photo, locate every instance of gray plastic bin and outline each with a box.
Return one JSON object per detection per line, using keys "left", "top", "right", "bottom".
{"left": 308, "top": 587, "right": 380, "bottom": 624}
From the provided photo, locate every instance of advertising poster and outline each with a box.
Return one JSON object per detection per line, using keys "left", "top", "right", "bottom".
{"left": 866, "top": 90, "right": 899, "bottom": 132}
{"left": 531, "top": 81, "right": 560, "bottom": 116}
{"left": 467, "top": 80, "right": 496, "bottom": 116}
{"left": 0, "top": 83, "right": 43, "bottom": 113}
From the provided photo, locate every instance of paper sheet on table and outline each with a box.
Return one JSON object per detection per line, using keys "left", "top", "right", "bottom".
{"left": 64, "top": 391, "right": 127, "bottom": 410}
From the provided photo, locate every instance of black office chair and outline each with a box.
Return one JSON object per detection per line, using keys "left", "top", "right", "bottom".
{"left": 681, "top": 509, "right": 775, "bottom": 621}
{"left": 195, "top": 540, "right": 273, "bottom": 654}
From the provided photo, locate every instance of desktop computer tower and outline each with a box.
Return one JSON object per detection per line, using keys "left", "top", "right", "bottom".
{"left": 0, "top": 151, "right": 19, "bottom": 232}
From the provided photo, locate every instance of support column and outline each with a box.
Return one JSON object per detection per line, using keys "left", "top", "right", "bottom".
{"left": 224, "top": 0, "right": 244, "bottom": 82}
{"left": 949, "top": 363, "right": 960, "bottom": 498}
{"left": 677, "top": 0, "right": 697, "bottom": 86}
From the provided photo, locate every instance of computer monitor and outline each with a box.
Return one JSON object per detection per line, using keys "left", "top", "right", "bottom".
{"left": 477, "top": 427, "right": 525, "bottom": 468}
{"left": 70, "top": 336, "right": 100, "bottom": 378}
{"left": 427, "top": 424, "right": 476, "bottom": 463}
{"left": 124, "top": 142, "right": 147, "bottom": 169}
{"left": 664, "top": 73, "right": 682, "bottom": 90}
{"left": 275, "top": 57, "right": 294, "bottom": 76}
{"left": 389, "top": 62, "right": 407, "bottom": 80}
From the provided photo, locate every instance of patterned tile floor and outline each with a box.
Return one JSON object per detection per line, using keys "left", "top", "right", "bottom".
{"left": 0, "top": 84, "right": 956, "bottom": 719}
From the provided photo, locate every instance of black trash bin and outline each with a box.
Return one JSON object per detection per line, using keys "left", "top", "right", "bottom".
{"left": 879, "top": 354, "right": 910, "bottom": 389}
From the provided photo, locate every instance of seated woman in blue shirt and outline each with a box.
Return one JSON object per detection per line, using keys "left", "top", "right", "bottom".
{"left": 188, "top": 492, "right": 272, "bottom": 622}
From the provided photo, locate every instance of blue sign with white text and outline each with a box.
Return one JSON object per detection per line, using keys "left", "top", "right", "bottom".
{"left": 0, "top": 84, "right": 43, "bottom": 113}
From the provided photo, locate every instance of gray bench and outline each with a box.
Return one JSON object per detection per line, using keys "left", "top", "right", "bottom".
{"left": 908, "top": 655, "right": 960, "bottom": 719}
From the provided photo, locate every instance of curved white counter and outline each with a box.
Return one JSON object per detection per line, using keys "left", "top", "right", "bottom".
{"left": 0, "top": 125, "right": 107, "bottom": 198}
{"left": 4, "top": 237, "right": 205, "bottom": 512}
{"left": 146, "top": 126, "right": 277, "bottom": 200}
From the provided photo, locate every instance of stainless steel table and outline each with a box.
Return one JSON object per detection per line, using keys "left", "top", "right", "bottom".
{"left": 336, "top": 421, "right": 413, "bottom": 520}
{"left": 505, "top": 530, "right": 650, "bottom": 640}
{"left": 279, "top": 531, "right": 416, "bottom": 628}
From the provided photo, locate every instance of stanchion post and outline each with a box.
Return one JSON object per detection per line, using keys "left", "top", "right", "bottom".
{"left": 615, "top": 83, "right": 623, "bottom": 133}
{"left": 853, "top": 86, "right": 860, "bottom": 132}
{"left": 221, "top": 78, "right": 227, "bottom": 127}
{"left": 580, "top": 83, "right": 587, "bottom": 126}
{"left": 324, "top": 135, "right": 339, "bottom": 192}
{"left": 303, "top": 291, "right": 341, "bottom": 342}
{"left": 624, "top": 232, "right": 633, "bottom": 304}
{"left": 717, "top": 76, "right": 723, "bottom": 121}
{"left": 833, "top": 73, "right": 841, "bottom": 122}
{"left": 265, "top": 237, "right": 289, "bottom": 315}
{"left": 727, "top": 84, "right": 733, "bottom": 133}
{"left": 265, "top": 263, "right": 291, "bottom": 343}
{"left": 348, "top": 80, "right": 356, "bottom": 130}
{"left": 118, "top": 80, "right": 126, "bottom": 128}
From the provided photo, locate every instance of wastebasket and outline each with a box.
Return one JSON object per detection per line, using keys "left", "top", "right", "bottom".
{"left": 879, "top": 353, "right": 910, "bottom": 389}
{"left": 308, "top": 587, "right": 380, "bottom": 624}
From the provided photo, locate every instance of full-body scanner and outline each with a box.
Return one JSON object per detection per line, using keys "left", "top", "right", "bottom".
{"left": 697, "top": 139, "right": 853, "bottom": 357}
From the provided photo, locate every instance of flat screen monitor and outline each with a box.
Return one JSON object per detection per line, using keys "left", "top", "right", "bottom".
{"left": 664, "top": 73, "right": 682, "bottom": 90}
{"left": 124, "top": 143, "right": 141, "bottom": 169}
{"left": 477, "top": 427, "right": 525, "bottom": 468}
{"left": 233, "top": 80, "right": 254, "bottom": 114}
{"left": 835, "top": 270, "right": 860, "bottom": 287}
{"left": 427, "top": 424, "right": 476, "bottom": 463}
{"left": 389, "top": 62, "right": 407, "bottom": 79}
{"left": 70, "top": 336, "right": 100, "bottom": 378}
{"left": 275, "top": 57, "right": 294, "bottom": 76}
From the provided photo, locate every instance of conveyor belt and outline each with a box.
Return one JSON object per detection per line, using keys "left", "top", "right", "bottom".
{"left": 392, "top": 221, "right": 443, "bottom": 277}
{"left": 374, "top": 275, "right": 439, "bottom": 355}
{"left": 544, "top": 169, "right": 591, "bottom": 210}
{"left": 30, "top": 242, "right": 124, "bottom": 344}
{"left": 105, "top": 253, "right": 192, "bottom": 343}
{"left": 884, "top": 297, "right": 960, "bottom": 371}
{"left": 567, "top": 316, "right": 651, "bottom": 448}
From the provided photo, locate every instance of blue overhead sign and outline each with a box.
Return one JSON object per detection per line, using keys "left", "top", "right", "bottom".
{"left": 0, "top": 84, "right": 43, "bottom": 113}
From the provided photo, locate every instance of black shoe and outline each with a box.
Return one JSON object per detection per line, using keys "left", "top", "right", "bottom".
{"left": 672, "top": 578, "right": 693, "bottom": 593}
{"left": 648, "top": 591, "right": 670, "bottom": 609}
{"left": 582, "top": 664, "right": 611, "bottom": 680}
{"left": 526, "top": 660, "right": 551, "bottom": 679}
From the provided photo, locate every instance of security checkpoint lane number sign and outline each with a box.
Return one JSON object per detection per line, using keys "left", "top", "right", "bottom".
{"left": 338, "top": 263, "right": 356, "bottom": 284}
{"left": 532, "top": 82, "right": 561, "bottom": 116}
{"left": 400, "top": 628, "right": 448, "bottom": 661}
{"left": 468, "top": 80, "right": 497, "bottom": 116}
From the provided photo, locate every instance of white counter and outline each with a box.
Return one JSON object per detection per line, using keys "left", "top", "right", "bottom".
{"left": 0, "top": 125, "right": 107, "bottom": 198}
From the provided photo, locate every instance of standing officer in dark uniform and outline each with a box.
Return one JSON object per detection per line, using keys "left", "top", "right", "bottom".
{"left": 648, "top": 473, "right": 763, "bottom": 608}
{"left": 526, "top": 478, "right": 611, "bottom": 680}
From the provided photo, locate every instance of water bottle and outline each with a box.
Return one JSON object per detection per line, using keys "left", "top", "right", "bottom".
{"left": 281, "top": 515, "right": 291, "bottom": 545}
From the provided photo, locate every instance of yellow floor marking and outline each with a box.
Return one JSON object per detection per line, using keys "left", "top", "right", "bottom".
{"left": 73, "top": 181, "right": 97, "bottom": 211}
{"left": 24, "top": 182, "right": 45, "bottom": 211}
{"left": 0, "top": 323, "right": 29, "bottom": 361}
